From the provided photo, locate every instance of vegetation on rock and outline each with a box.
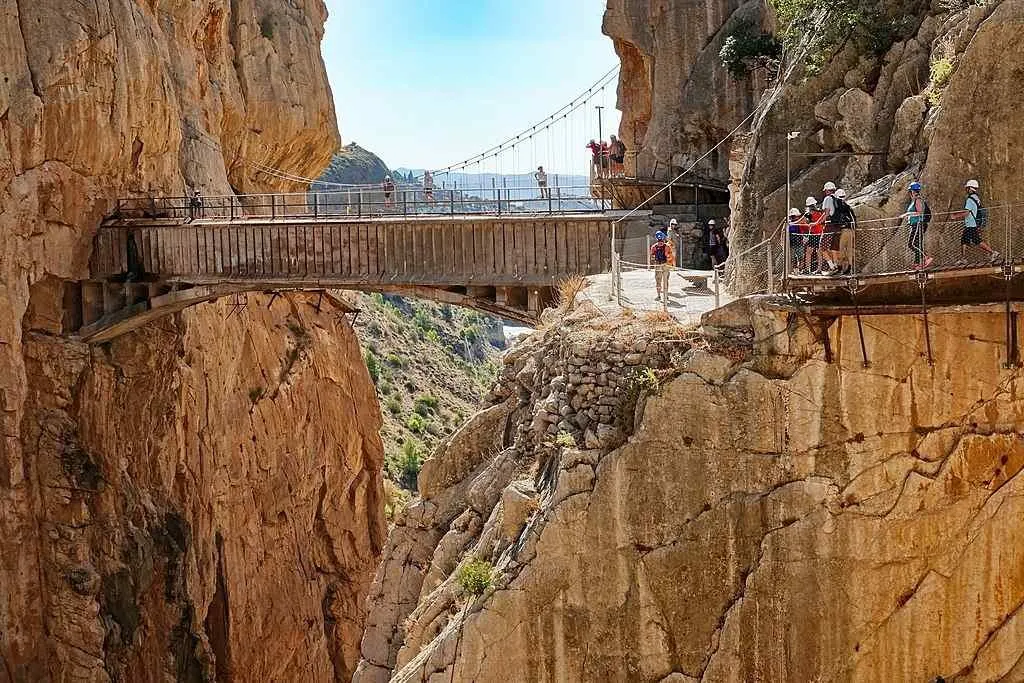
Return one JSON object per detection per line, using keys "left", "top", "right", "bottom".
{"left": 719, "top": 21, "right": 782, "bottom": 79}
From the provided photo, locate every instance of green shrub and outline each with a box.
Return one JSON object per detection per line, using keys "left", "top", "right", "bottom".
{"left": 386, "top": 440, "right": 424, "bottom": 489}
{"left": 259, "top": 15, "right": 274, "bottom": 40}
{"left": 555, "top": 431, "right": 576, "bottom": 448}
{"left": 364, "top": 350, "right": 381, "bottom": 383}
{"left": 386, "top": 353, "right": 405, "bottom": 368}
{"left": 456, "top": 559, "right": 494, "bottom": 596}
{"left": 405, "top": 414, "right": 426, "bottom": 434}
{"left": 386, "top": 398, "right": 402, "bottom": 415}
{"left": 248, "top": 386, "right": 264, "bottom": 404}
{"left": 930, "top": 56, "right": 954, "bottom": 88}
{"left": 424, "top": 328, "right": 441, "bottom": 344}
{"left": 719, "top": 22, "right": 781, "bottom": 79}
{"left": 413, "top": 394, "right": 440, "bottom": 416}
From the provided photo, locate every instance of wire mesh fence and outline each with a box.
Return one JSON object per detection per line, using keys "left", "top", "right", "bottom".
{"left": 720, "top": 203, "right": 1022, "bottom": 297}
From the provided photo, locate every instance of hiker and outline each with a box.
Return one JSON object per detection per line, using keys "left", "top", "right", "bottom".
{"left": 834, "top": 188, "right": 858, "bottom": 275}
{"left": 803, "top": 196, "right": 825, "bottom": 273}
{"left": 818, "top": 181, "right": 840, "bottom": 275}
{"left": 423, "top": 170, "right": 434, "bottom": 203}
{"left": 708, "top": 219, "right": 728, "bottom": 268}
{"left": 787, "top": 208, "right": 805, "bottom": 274}
{"left": 535, "top": 166, "right": 550, "bottom": 199}
{"left": 188, "top": 189, "right": 203, "bottom": 222}
{"left": 382, "top": 175, "right": 395, "bottom": 208}
{"left": 901, "top": 181, "right": 932, "bottom": 269}
{"left": 650, "top": 230, "right": 675, "bottom": 298}
{"left": 955, "top": 179, "right": 999, "bottom": 264}
{"left": 609, "top": 135, "right": 627, "bottom": 177}
{"left": 586, "top": 139, "right": 602, "bottom": 177}
{"left": 599, "top": 140, "right": 611, "bottom": 177}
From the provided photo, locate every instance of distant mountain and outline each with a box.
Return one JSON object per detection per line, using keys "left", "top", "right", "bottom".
{"left": 314, "top": 143, "right": 391, "bottom": 187}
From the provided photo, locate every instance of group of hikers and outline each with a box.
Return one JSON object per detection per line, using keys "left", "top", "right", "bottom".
{"left": 587, "top": 136, "right": 627, "bottom": 178}
{"left": 788, "top": 178, "right": 998, "bottom": 276}
{"left": 649, "top": 218, "right": 729, "bottom": 298}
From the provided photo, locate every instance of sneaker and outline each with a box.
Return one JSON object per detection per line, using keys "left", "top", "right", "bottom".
{"left": 956, "top": 258, "right": 968, "bottom": 266}
{"left": 923, "top": 256, "right": 934, "bottom": 268}
{"left": 991, "top": 251, "right": 1001, "bottom": 263}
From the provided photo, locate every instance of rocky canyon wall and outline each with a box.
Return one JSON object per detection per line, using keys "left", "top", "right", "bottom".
{"left": 1, "top": 1, "right": 387, "bottom": 680}
{"left": 605, "top": 0, "right": 1024, "bottom": 252}
{"left": 602, "top": 0, "right": 769, "bottom": 181}
{"left": 355, "top": 298, "right": 1024, "bottom": 682}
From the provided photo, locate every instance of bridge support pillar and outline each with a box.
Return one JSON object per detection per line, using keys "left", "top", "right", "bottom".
{"left": 528, "top": 288, "right": 541, "bottom": 315}
{"left": 495, "top": 287, "right": 509, "bottom": 306}
{"left": 82, "top": 282, "right": 105, "bottom": 326}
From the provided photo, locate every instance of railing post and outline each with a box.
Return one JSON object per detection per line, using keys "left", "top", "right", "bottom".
{"left": 767, "top": 240, "right": 775, "bottom": 293}
{"left": 313, "top": 193, "right": 319, "bottom": 218}
{"left": 713, "top": 268, "right": 720, "bottom": 308}
{"left": 357, "top": 189, "right": 363, "bottom": 218}
{"left": 403, "top": 190, "right": 408, "bottom": 217}
{"left": 450, "top": 190, "right": 456, "bottom": 216}
{"left": 646, "top": 234, "right": 652, "bottom": 266}
{"left": 271, "top": 194, "right": 276, "bottom": 219}
{"left": 782, "top": 221, "right": 790, "bottom": 291}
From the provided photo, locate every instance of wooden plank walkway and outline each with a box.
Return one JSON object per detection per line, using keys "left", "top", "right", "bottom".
{"left": 69, "top": 213, "right": 617, "bottom": 342}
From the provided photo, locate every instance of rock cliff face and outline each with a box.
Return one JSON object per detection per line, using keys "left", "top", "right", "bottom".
{"left": 602, "top": 0, "right": 769, "bottom": 181}
{"left": 607, "top": 0, "right": 1024, "bottom": 249}
{"left": 1, "top": 1, "right": 386, "bottom": 680}
{"left": 355, "top": 299, "right": 1024, "bottom": 682}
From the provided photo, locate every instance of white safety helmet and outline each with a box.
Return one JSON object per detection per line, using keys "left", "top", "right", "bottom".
{"left": 788, "top": 208, "right": 801, "bottom": 218}
{"left": 805, "top": 196, "right": 818, "bottom": 207}
{"left": 708, "top": 219, "right": 716, "bottom": 225}
{"left": 965, "top": 179, "right": 980, "bottom": 190}
{"left": 823, "top": 181, "right": 837, "bottom": 192}
{"left": 669, "top": 218, "right": 678, "bottom": 225}
{"left": 835, "top": 188, "right": 847, "bottom": 199}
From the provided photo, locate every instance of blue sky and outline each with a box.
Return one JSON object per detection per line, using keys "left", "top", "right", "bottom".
{"left": 322, "top": 0, "right": 621, "bottom": 177}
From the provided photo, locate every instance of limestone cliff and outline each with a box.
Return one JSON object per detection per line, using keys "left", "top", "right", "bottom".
{"left": 1, "top": 1, "right": 386, "bottom": 680}
{"left": 355, "top": 298, "right": 1024, "bottom": 682}
{"left": 606, "top": 0, "right": 1024, "bottom": 250}
{"left": 602, "top": 0, "right": 770, "bottom": 181}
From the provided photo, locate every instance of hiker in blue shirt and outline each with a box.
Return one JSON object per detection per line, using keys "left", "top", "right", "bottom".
{"left": 901, "top": 181, "right": 933, "bottom": 270}
{"left": 954, "top": 179, "right": 999, "bottom": 265}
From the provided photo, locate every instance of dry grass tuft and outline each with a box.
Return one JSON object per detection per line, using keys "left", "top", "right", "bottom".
{"left": 642, "top": 310, "right": 674, "bottom": 323}
{"left": 556, "top": 274, "right": 589, "bottom": 311}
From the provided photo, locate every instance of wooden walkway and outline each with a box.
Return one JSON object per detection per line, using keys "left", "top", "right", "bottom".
{"left": 68, "top": 212, "right": 617, "bottom": 342}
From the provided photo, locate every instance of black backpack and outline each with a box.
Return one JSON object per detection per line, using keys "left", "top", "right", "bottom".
{"left": 833, "top": 197, "right": 854, "bottom": 227}
{"left": 922, "top": 200, "right": 932, "bottom": 227}
{"left": 968, "top": 193, "right": 988, "bottom": 228}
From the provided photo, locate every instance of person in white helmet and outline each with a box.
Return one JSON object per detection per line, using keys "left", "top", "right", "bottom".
{"left": 833, "top": 188, "right": 857, "bottom": 275}
{"left": 955, "top": 179, "right": 998, "bottom": 264}
{"left": 803, "top": 196, "right": 825, "bottom": 273}
{"left": 787, "top": 207, "right": 806, "bottom": 274}
{"left": 819, "top": 181, "right": 840, "bottom": 274}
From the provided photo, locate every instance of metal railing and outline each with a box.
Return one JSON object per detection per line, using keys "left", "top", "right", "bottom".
{"left": 113, "top": 185, "right": 609, "bottom": 222}
{"left": 722, "top": 202, "right": 1024, "bottom": 297}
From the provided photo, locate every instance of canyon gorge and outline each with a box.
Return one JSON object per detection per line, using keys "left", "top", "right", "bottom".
{"left": 4, "top": 0, "right": 1024, "bottom": 682}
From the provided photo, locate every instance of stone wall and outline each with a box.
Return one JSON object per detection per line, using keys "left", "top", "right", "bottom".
{"left": 355, "top": 297, "right": 1024, "bottom": 682}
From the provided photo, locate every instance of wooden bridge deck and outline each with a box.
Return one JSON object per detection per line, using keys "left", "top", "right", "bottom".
{"left": 69, "top": 212, "right": 617, "bottom": 342}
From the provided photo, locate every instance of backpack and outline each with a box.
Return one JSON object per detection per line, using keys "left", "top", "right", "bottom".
{"left": 922, "top": 200, "right": 932, "bottom": 227}
{"left": 833, "top": 197, "right": 854, "bottom": 227}
{"left": 652, "top": 242, "right": 668, "bottom": 264}
{"left": 969, "top": 193, "right": 988, "bottom": 228}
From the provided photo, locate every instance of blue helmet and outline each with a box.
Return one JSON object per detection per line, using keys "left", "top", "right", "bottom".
{"left": 655, "top": 230, "right": 667, "bottom": 241}
{"left": 909, "top": 181, "right": 922, "bottom": 192}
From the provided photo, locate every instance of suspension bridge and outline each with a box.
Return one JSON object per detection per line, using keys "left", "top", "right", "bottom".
{"left": 62, "top": 66, "right": 737, "bottom": 342}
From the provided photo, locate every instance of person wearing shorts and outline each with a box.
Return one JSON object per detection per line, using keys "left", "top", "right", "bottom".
{"left": 956, "top": 179, "right": 999, "bottom": 264}
{"left": 787, "top": 208, "right": 805, "bottom": 273}
{"left": 803, "top": 196, "right": 824, "bottom": 273}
